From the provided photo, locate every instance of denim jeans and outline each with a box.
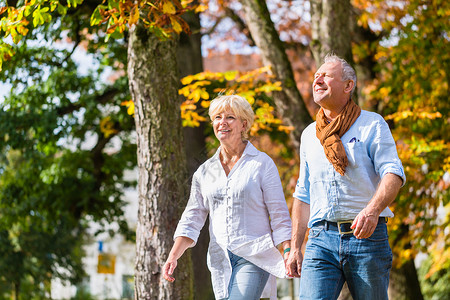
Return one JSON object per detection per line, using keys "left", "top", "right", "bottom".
{"left": 299, "top": 222, "right": 392, "bottom": 300}
{"left": 219, "top": 250, "right": 270, "bottom": 300}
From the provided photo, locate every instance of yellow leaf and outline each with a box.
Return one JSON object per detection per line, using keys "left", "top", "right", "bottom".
{"left": 181, "top": 110, "right": 201, "bottom": 127}
{"left": 181, "top": 0, "right": 194, "bottom": 6}
{"left": 182, "top": 119, "right": 193, "bottom": 127}
{"left": 181, "top": 103, "right": 197, "bottom": 111}
{"left": 162, "top": 1, "right": 176, "bottom": 14}
{"left": 189, "top": 88, "right": 208, "bottom": 102}
{"left": 200, "top": 100, "right": 210, "bottom": 108}
{"left": 200, "top": 89, "right": 209, "bottom": 100}
{"left": 192, "top": 80, "right": 211, "bottom": 87}
{"left": 170, "top": 17, "right": 182, "bottom": 34}
{"left": 100, "top": 116, "right": 118, "bottom": 138}
{"left": 189, "top": 89, "right": 201, "bottom": 102}
{"left": 399, "top": 111, "right": 413, "bottom": 120}
{"left": 17, "top": 25, "right": 29, "bottom": 36}
{"left": 178, "top": 87, "right": 188, "bottom": 96}
{"left": 419, "top": 111, "right": 442, "bottom": 120}
{"left": 127, "top": 103, "right": 134, "bottom": 115}
{"left": 129, "top": 5, "right": 139, "bottom": 25}
{"left": 237, "top": 91, "right": 255, "bottom": 105}
{"left": 278, "top": 125, "right": 294, "bottom": 133}
{"left": 258, "top": 65, "right": 271, "bottom": 73}
{"left": 379, "top": 87, "right": 390, "bottom": 98}
{"left": 181, "top": 75, "right": 195, "bottom": 85}
{"left": 255, "top": 82, "right": 282, "bottom": 93}
{"left": 224, "top": 70, "right": 237, "bottom": 81}
{"left": 195, "top": 4, "right": 208, "bottom": 13}
{"left": 358, "top": 13, "right": 369, "bottom": 28}
{"left": 192, "top": 112, "right": 207, "bottom": 122}
{"left": 121, "top": 100, "right": 135, "bottom": 116}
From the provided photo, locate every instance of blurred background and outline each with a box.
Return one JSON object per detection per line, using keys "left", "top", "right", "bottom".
{"left": 0, "top": 0, "right": 448, "bottom": 299}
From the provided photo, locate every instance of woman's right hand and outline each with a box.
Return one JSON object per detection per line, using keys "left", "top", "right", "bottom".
{"left": 162, "top": 236, "right": 194, "bottom": 282}
{"left": 163, "top": 259, "right": 178, "bottom": 282}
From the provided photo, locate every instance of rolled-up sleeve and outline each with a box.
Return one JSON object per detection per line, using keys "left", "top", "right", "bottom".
{"left": 371, "top": 118, "right": 406, "bottom": 186}
{"left": 293, "top": 134, "right": 311, "bottom": 204}
{"left": 173, "top": 173, "right": 209, "bottom": 247}
{"left": 261, "top": 158, "right": 292, "bottom": 246}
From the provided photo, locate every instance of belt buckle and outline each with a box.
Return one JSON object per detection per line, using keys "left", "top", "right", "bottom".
{"left": 337, "top": 220, "right": 354, "bottom": 235}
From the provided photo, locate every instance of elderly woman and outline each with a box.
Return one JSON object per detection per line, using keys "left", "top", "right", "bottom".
{"left": 163, "top": 95, "right": 291, "bottom": 300}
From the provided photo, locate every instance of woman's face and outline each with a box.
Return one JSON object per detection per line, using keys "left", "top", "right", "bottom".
{"left": 212, "top": 110, "right": 247, "bottom": 145}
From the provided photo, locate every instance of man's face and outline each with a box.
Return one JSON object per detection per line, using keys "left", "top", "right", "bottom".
{"left": 312, "top": 61, "right": 350, "bottom": 110}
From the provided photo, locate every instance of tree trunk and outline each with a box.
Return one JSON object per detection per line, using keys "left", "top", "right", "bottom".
{"left": 387, "top": 217, "right": 424, "bottom": 299}
{"left": 389, "top": 259, "right": 424, "bottom": 300}
{"left": 14, "top": 281, "right": 19, "bottom": 300}
{"left": 129, "top": 22, "right": 193, "bottom": 300}
{"left": 309, "top": 0, "right": 359, "bottom": 104}
{"left": 348, "top": 7, "right": 382, "bottom": 111}
{"left": 239, "top": 0, "right": 313, "bottom": 151}
{"left": 310, "top": 0, "right": 354, "bottom": 67}
{"left": 177, "top": 7, "right": 214, "bottom": 300}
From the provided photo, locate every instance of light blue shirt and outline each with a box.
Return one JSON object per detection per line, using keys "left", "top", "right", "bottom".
{"left": 293, "top": 110, "right": 406, "bottom": 228}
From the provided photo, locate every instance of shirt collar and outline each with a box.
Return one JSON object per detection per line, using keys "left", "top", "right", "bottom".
{"left": 212, "top": 140, "right": 259, "bottom": 161}
{"left": 243, "top": 141, "right": 259, "bottom": 157}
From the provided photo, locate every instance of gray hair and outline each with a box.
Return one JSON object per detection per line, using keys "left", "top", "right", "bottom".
{"left": 324, "top": 53, "right": 357, "bottom": 97}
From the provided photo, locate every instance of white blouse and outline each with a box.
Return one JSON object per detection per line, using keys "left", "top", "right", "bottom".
{"left": 174, "top": 142, "right": 292, "bottom": 299}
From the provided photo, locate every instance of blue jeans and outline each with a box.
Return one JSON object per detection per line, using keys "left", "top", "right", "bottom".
{"left": 299, "top": 222, "right": 392, "bottom": 300}
{"left": 220, "top": 250, "right": 270, "bottom": 300}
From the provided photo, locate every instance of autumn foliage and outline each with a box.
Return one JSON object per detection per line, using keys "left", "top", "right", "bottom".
{"left": 0, "top": 0, "right": 449, "bottom": 297}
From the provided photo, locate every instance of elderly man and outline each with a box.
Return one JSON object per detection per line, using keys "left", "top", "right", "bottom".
{"left": 286, "top": 54, "right": 405, "bottom": 300}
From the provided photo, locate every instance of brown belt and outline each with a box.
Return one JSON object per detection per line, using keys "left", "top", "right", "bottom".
{"left": 314, "top": 217, "right": 388, "bottom": 235}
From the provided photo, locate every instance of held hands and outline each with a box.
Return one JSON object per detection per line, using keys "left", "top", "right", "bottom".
{"left": 351, "top": 209, "right": 379, "bottom": 239}
{"left": 162, "top": 259, "right": 177, "bottom": 282}
{"left": 285, "top": 249, "right": 303, "bottom": 278}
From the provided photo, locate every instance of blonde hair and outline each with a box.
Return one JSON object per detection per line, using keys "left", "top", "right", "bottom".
{"left": 208, "top": 95, "right": 254, "bottom": 139}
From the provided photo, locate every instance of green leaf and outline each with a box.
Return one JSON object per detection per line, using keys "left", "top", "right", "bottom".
{"left": 90, "top": 6, "right": 103, "bottom": 26}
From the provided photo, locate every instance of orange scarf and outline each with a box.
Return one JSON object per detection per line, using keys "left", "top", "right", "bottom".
{"left": 316, "top": 100, "right": 361, "bottom": 176}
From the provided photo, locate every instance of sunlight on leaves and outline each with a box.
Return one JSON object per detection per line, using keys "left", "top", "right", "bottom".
{"left": 178, "top": 66, "right": 293, "bottom": 135}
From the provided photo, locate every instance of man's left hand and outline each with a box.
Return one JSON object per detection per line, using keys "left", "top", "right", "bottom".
{"left": 351, "top": 210, "right": 379, "bottom": 239}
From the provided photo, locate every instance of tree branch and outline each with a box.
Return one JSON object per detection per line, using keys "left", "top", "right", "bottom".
{"left": 224, "top": 7, "right": 255, "bottom": 47}
{"left": 202, "top": 16, "right": 226, "bottom": 36}
{"left": 56, "top": 87, "right": 120, "bottom": 116}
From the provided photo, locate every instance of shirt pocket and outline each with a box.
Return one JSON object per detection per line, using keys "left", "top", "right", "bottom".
{"left": 344, "top": 142, "right": 365, "bottom": 168}
{"left": 210, "top": 192, "right": 226, "bottom": 210}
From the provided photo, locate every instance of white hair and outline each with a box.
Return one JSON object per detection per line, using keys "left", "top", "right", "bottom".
{"left": 324, "top": 53, "right": 357, "bottom": 96}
